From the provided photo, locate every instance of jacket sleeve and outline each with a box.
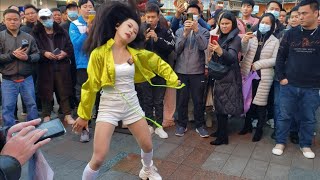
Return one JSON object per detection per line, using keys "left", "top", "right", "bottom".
{"left": 253, "top": 39, "right": 280, "bottom": 70}
{"left": 142, "top": 50, "right": 179, "bottom": 88}
{"left": 0, "top": 155, "right": 22, "bottom": 180}
{"left": 69, "top": 23, "right": 87, "bottom": 51}
{"left": 27, "top": 37, "right": 40, "bottom": 63}
{"left": 175, "top": 28, "right": 187, "bottom": 55}
{"left": 275, "top": 31, "right": 289, "bottom": 81}
{"left": 241, "top": 40, "right": 250, "bottom": 55}
{"left": 171, "top": 16, "right": 181, "bottom": 35}
{"left": 218, "top": 36, "right": 241, "bottom": 65}
{"left": 0, "top": 36, "right": 15, "bottom": 63}
{"left": 77, "top": 50, "right": 102, "bottom": 121}
{"left": 194, "top": 27, "right": 210, "bottom": 51}
{"left": 155, "top": 29, "right": 175, "bottom": 54}
{"left": 198, "top": 18, "right": 211, "bottom": 30}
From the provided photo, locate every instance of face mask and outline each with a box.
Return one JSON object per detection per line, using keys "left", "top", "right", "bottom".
{"left": 68, "top": 11, "right": 78, "bottom": 20}
{"left": 259, "top": 23, "right": 271, "bottom": 34}
{"left": 42, "top": 19, "right": 53, "bottom": 28}
{"left": 193, "top": 15, "right": 199, "bottom": 21}
{"left": 267, "top": 10, "right": 280, "bottom": 19}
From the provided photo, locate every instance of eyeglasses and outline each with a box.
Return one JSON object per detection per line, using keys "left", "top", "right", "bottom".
{"left": 25, "top": 12, "right": 36, "bottom": 16}
{"left": 40, "top": 16, "right": 51, "bottom": 21}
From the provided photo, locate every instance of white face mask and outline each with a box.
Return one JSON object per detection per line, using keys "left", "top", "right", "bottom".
{"left": 267, "top": 10, "right": 280, "bottom": 19}
{"left": 193, "top": 14, "right": 199, "bottom": 21}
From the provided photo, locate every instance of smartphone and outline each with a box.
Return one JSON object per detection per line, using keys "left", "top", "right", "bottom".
{"left": 12, "top": 118, "right": 66, "bottom": 143}
{"left": 146, "top": 23, "right": 151, "bottom": 31}
{"left": 187, "top": 13, "right": 193, "bottom": 21}
{"left": 245, "top": 23, "right": 252, "bottom": 33}
{"left": 210, "top": 35, "right": 219, "bottom": 43}
{"left": 35, "top": 118, "right": 66, "bottom": 143}
{"left": 53, "top": 48, "right": 61, "bottom": 55}
{"left": 21, "top": 39, "right": 29, "bottom": 49}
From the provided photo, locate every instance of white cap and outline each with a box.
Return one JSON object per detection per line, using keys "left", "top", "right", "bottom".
{"left": 38, "top": 8, "right": 52, "bottom": 17}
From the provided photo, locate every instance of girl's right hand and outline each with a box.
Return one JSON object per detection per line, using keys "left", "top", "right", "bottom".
{"left": 72, "top": 117, "right": 89, "bottom": 134}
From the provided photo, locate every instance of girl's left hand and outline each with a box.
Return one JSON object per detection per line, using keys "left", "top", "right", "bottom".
{"left": 72, "top": 117, "right": 89, "bottom": 134}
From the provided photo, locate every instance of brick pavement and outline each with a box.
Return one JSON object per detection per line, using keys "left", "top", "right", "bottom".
{"left": 18, "top": 109, "right": 320, "bottom": 180}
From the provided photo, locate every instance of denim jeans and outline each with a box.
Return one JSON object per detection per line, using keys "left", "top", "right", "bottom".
{"left": 1, "top": 76, "right": 38, "bottom": 126}
{"left": 276, "top": 84, "right": 320, "bottom": 148}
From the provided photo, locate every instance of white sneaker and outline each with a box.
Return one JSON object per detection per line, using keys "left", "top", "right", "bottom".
{"left": 155, "top": 127, "right": 168, "bottom": 139}
{"left": 148, "top": 125, "right": 154, "bottom": 134}
{"left": 300, "top": 147, "right": 315, "bottom": 159}
{"left": 272, "top": 144, "right": 285, "bottom": 156}
{"left": 252, "top": 119, "right": 258, "bottom": 128}
{"left": 139, "top": 160, "right": 162, "bottom": 180}
{"left": 80, "top": 130, "right": 90, "bottom": 143}
{"left": 266, "top": 119, "right": 275, "bottom": 129}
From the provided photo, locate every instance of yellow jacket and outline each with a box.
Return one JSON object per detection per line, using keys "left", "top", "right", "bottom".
{"left": 78, "top": 39, "right": 183, "bottom": 120}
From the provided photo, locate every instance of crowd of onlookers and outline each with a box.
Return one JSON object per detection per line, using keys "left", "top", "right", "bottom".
{"left": 0, "top": 0, "right": 320, "bottom": 172}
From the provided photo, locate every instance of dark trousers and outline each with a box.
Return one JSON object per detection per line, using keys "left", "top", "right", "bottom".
{"left": 246, "top": 79, "right": 267, "bottom": 129}
{"left": 41, "top": 71, "right": 72, "bottom": 117}
{"left": 216, "top": 113, "right": 228, "bottom": 138}
{"left": 141, "top": 76, "right": 166, "bottom": 125}
{"left": 177, "top": 73, "right": 205, "bottom": 128}
{"left": 75, "top": 69, "right": 88, "bottom": 106}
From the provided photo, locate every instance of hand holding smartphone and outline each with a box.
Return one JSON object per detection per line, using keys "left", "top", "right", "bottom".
{"left": 187, "top": 13, "right": 193, "bottom": 21}
{"left": 53, "top": 48, "right": 61, "bottom": 55}
{"left": 210, "top": 35, "right": 219, "bottom": 44}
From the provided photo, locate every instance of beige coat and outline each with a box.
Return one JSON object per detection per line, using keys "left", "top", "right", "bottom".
{"left": 240, "top": 34, "right": 280, "bottom": 106}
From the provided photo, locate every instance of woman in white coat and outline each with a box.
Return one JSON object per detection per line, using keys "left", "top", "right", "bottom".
{"left": 238, "top": 13, "right": 280, "bottom": 142}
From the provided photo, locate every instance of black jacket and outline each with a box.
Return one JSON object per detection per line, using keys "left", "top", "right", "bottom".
{"left": 20, "top": 22, "right": 35, "bottom": 34}
{"left": 0, "top": 30, "right": 40, "bottom": 80}
{"left": 0, "top": 127, "right": 22, "bottom": 180}
{"left": 213, "top": 28, "right": 244, "bottom": 115}
{"left": 142, "top": 23, "right": 175, "bottom": 61}
{"left": 61, "top": 20, "right": 72, "bottom": 33}
{"left": 0, "top": 23, "right": 6, "bottom": 32}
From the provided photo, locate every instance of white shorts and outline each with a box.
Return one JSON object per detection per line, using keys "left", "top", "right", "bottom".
{"left": 96, "top": 92, "right": 145, "bottom": 126}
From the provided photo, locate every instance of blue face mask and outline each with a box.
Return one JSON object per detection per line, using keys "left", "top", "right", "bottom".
{"left": 259, "top": 23, "right": 271, "bottom": 34}
{"left": 267, "top": 10, "right": 280, "bottom": 19}
{"left": 193, "top": 15, "right": 199, "bottom": 21}
{"left": 68, "top": 11, "right": 78, "bottom": 20}
{"left": 42, "top": 19, "right": 53, "bottom": 28}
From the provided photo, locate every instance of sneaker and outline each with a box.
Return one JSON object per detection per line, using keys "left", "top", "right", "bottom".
{"left": 196, "top": 127, "right": 209, "bottom": 138}
{"left": 64, "top": 115, "right": 75, "bottom": 125}
{"left": 300, "top": 147, "right": 315, "bottom": 159}
{"left": 148, "top": 125, "right": 154, "bottom": 134}
{"left": 155, "top": 127, "right": 168, "bottom": 139}
{"left": 266, "top": 119, "right": 275, "bottom": 129}
{"left": 139, "top": 160, "right": 162, "bottom": 180}
{"left": 252, "top": 119, "right": 258, "bottom": 128}
{"left": 272, "top": 144, "right": 285, "bottom": 156}
{"left": 80, "top": 130, "right": 90, "bottom": 143}
{"left": 175, "top": 126, "right": 187, "bottom": 137}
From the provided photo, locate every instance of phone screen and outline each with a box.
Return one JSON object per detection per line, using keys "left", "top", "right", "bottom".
{"left": 35, "top": 119, "right": 66, "bottom": 142}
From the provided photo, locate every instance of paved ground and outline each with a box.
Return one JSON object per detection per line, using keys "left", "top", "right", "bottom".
{"left": 17, "top": 106, "right": 320, "bottom": 180}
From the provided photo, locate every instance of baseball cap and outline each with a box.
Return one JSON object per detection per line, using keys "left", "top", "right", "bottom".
{"left": 148, "top": 0, "right": 164, "bottom": 7}
{"left": 38, "top": 8, "right": 52, "bottom": 17}
{"left": 66, "top": 0, "right": 78, "bottom": 9}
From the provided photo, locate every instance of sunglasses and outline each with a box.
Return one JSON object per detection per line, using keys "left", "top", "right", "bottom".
{"left": 40, "top": 16, "right": 51, "bottom": 21}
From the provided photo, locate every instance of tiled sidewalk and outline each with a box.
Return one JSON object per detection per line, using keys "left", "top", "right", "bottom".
{"left": 20, "top": 110, "right": 320, "bottom": 180}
